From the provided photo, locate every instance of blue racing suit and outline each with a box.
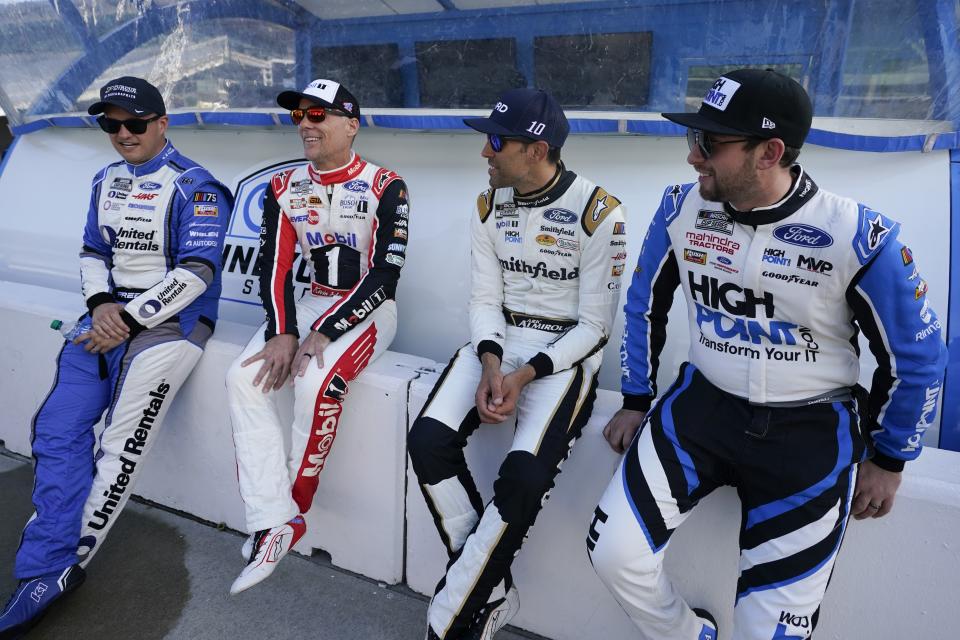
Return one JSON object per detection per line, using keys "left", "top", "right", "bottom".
{"left": 15, "top": 141, "right": 232, "bottom": 578}
{"left": 587, "top": 166, "right": 947, "bottom": 640}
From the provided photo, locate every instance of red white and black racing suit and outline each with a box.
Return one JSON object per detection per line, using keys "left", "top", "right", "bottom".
{"left": 227, "top": 152, "right": 408, "bottom": 531}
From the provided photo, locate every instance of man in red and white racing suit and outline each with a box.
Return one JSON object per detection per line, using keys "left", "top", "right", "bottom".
{"left": 226, "top": 79, "right": 409, "bottom": 594}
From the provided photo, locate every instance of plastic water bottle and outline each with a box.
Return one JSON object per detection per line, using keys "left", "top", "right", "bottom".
{"left": 50, "top": 318, "right": 92, "bottom": 341}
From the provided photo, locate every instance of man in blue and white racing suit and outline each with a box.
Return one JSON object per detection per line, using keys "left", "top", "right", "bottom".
{"left": 0, "top": 76, "right": 232, "bottom": 637}
{"left": 587, "top": 68, "right": 947, "bottom": 640}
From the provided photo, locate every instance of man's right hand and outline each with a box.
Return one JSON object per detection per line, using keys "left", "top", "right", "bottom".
{"left": 241, "top": 334, "right": 299, "bottom": 393}
{"left": 603, "top": 408, "right": 647, "bottom": 454}
{"left": 475, "top": 353, "right": 510, "bottom": 424}
{"left": 91, "top": 302, "right": 130, "bottom": 341}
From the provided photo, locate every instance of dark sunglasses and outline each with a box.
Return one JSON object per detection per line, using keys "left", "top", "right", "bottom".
{"left": 97, "top": 114, "right": 162, "bottom": 135}
{"left": 686, "top": 128, "right": 752, "bottom": 158}
{"left": 487, "top": 133, "right": 534, "bottom": 152}
{"left": 290, "top": 107, "right": 350, "bottom": 125}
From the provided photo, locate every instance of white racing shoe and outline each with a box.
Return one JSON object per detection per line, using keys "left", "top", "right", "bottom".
{"left": 465, "top": 586, "right": 519, "bottom": 640}
{"left": 229, "top": 515, "right": 306, "bottom": 595}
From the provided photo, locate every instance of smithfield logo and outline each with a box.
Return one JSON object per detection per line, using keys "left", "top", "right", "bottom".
{"left": 138, "top": 181, "right": 162, "bottom": 191}
{"left": 773, "top": 224, "right": 833, "bottom": 248}
{"left": 543, "top": 208, "right": 577, "bottom": 224}
{"left": 343, "top": 179, "right": 369, "bottom": 193}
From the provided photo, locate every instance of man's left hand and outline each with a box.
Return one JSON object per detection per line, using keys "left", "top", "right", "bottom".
{"left": 294, "top": 331, "right": 332, "bottom": 377}
{"left": 497, "top": 364, "right": 536, "bottom": 417}
{"left": 852, "top": 459, "right": 902, "bottom": 519}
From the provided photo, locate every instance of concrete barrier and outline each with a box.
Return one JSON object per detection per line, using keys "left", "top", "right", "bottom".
{"left": 0, "top": 280, "right": 434, "bottom": 585}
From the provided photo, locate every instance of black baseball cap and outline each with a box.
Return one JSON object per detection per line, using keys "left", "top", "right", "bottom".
{"left": 88, "top": 76, "right": 166, "bottom": 117}
{"left": 662, "top": 68, "right": 813, "bottom": 148}
{"left": 277, "top": 79, "right": 361, "bottom": 120}
{"left": 464, "top": 88, "right": 569, "bottom": 148}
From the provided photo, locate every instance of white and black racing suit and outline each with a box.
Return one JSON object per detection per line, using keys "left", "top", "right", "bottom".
{"left": 227, "top": 152, "right": 409, "bottom": 532}
{"left": 408, "top": 164, "right": 627, "bottom": 639}
{"left": 587, "top": 166, "right": 948, "bottom": 640}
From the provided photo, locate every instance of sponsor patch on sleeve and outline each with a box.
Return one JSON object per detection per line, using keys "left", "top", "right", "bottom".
{"left": 477, "top": 189, "right": 493, "bottom": 223}
{"left": 194, "top": 204, "right": 218, "bottom": 217}
{"left": 193, "top": 191, "right": 218, "bottom": 203}
{"left": 581, "top": 187, "right": 622, "bottom": 236}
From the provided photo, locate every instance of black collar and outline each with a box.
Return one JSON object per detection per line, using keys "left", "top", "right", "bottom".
{"left": 723, "top": 166, "right": 819, "bottom": 226}
{"left": 513, "top": 162, "right": 577, "bottom": 208}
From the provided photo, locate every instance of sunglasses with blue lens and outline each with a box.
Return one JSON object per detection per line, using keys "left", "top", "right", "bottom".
{"left": 487, "top": 133, "right": 535, "bottom": 152}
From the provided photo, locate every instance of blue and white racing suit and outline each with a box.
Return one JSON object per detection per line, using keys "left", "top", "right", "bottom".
{"left": 15, "top": 141, "right": 232, "bottom": 579}
{"left": 587, "top": 167, "right": 947, "bottom": 639}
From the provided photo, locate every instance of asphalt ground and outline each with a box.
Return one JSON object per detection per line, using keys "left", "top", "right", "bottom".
{"left": 0, "top": 453, "right": 539, "bottom": 640}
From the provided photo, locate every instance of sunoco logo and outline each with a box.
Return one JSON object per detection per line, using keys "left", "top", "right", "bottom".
{"left": 773, "top": 224, "right": 833, "bottom": 248}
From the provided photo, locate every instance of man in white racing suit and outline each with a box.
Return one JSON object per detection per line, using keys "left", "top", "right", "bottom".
{"left": 226, "top": 79, "right": 409, "bottom": 595}
{"left": 587, "top": 68, "right": 948, "bottom": 640}
{"left": 408, "top": 88, "right": 627, "bottom": 639}
{"left": 0, "top": 76, "right": 231, "bottom": 637}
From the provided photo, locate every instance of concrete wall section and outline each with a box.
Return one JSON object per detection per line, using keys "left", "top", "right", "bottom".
{"left": 0, "top": 280, "right": 434, "bottom": 585}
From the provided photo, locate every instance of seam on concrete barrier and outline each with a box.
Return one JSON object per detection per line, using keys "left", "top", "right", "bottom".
{"left": 401, "top": 366, "right": 428, "bottom": 587}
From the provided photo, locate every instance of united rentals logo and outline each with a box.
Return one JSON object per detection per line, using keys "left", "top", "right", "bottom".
{"left": 87, "top": 381, "right": 170, "bottom": 532}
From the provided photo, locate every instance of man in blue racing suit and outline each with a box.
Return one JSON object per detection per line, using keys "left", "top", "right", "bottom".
{"left": 586, "top": 68, "right": 948, "bottom": 640}
{"left": 0, "top": 76, "right": 232, "bottom": 638}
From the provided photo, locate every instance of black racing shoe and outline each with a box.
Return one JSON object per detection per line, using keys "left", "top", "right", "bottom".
{"left": 0, "top": 565, "right": 86, "bottom": 639}
{"left": 692, "top": 607, "right": 718, "bottom": 640}
{"left": 464, "top": 586, "right": 520, "bottom": 640}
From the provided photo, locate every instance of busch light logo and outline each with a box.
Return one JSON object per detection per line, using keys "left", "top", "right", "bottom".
{"left": 773, "top": 224, "right": 833, "bottom": 248}
{"left": 343, "top": 179, "right": 369, "bottom": 193}
{"left": 138, "top": 181, "right": 162, "bottom": 191}
{"left": 717, "top": 256, "right": 732, "bottom": 265}
{"left": 543, "top": 208, "right": 577, "bottom": 224}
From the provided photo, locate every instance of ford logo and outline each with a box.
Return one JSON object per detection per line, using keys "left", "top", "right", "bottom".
{"left": 343, "top": 179, "right": 369, "bottom": 193}
{"left": 543, "top": 208, "right": 577, "bottom": 224}
{"left": 773, "top": 224, "right": 833, "bottom": 248}
{"left": 717, "top": 256, "right": 732, "bottom": 265}
{"left": 139, "top": 181, "right": 162, "bottom": 191}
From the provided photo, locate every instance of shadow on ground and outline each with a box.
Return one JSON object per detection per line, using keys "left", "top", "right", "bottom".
{"left": 0, "top": 462, "right": 189, "bottom": 640}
